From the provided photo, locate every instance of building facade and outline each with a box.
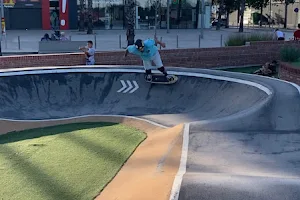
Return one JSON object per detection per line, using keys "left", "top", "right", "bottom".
{"left": 228, "top": 1, "right": 300, "bottom": 28}
{"left": 2, "top": 0, "right": 211, "bottom": 30}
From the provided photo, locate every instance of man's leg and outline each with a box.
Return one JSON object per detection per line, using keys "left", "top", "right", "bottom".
{"left": 152, "top": 51, "right": 167, "bottom": 76}
{"left": 152, "top": 51, "right": 174, "bottom": 81}
{"left": 143, "top": 60, "right": 153, "bottom": 81}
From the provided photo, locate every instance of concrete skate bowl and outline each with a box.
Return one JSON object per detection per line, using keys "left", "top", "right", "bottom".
{"left": 1, "top": 66, "right": 300, "bottom": 200}
{"left": 0, "top": 67, "right": 271, "bottom": 130}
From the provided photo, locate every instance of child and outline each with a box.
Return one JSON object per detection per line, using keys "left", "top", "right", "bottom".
{"left": 79, "top": 40, "right": 95, "bottom": 65}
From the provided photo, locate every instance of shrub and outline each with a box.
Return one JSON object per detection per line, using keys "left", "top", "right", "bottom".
{"left": 280, "top": 45, "right": 300, "bottom": 62}
{"left": 224, "top": 32, "right": 274, "bottom": 46}
{"left": 224, "top": 34, "right": 246, "bottom": 46}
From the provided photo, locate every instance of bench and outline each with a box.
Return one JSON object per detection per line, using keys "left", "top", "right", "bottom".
{"left": 38, "top": 41, "right": 87, "bottom": 54}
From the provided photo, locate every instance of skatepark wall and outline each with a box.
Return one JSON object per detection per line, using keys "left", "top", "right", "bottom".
{"left": 0, "top": 40, "right": 299, "bottom": 84}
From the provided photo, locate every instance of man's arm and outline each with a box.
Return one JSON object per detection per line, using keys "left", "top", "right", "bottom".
{"left": 124, "top": 49, "right": 129, "bottom": 57}
{"left": 154, "top": 36, "right": 166, "bottom": 48}
{"left": 79, "top": 46, "right": 87, "bottom": 51}
{"left": 124, "top": 49, "right": 129, "bottom": 58}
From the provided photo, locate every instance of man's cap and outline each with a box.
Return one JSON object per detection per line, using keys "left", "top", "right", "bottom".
{"left": 135, "top": 39, "right": 144, "bottom": 49}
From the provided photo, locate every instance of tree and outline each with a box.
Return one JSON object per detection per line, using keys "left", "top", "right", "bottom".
{"left": 125, "top": 0, "right": 136, "bottom": 46}
{"left": 79, "top": 0, "right": 85, "bottom": 31}
{"left": 283, "top": 0, "right": 295, "bottom": 28}
{"left": 87, "top": 0, "right": 93, "bottom": 34}
{"left": 150, "top": 0, "right": 161, "bottom": 37}
{"left": 247, "top": 0, "right": 269, "bottom": 27}
{"left": 177, "top": 0, "right": 183, "bottom": 26}
{"left": 224, "top": 0, "right": 239, "bottom": 28}
{"left": 216, "top": 0, "right": 224, "bottom": 30}
{"left": 239, "top": 0, "right": 245, "bottom": 32}
{"left": 212, "top": 0, "right": 239, "bottom": 29}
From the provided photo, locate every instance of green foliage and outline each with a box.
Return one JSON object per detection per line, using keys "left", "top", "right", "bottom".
{"left": 212, "top": 0, "right": 239, "bottom": 14}
{"left": 247, "top": 0, "right": 269, "bottom": 10}
{"left": 280, "top": 45, "right": 300, "bottom": 62}
{"left": 224, "top": 34, "right": 246, "bottom": 46}
{"left": 224, "top": 32, "right": 274, "bottom": 46}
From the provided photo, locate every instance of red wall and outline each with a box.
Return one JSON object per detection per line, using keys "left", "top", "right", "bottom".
{"left": 41, "top": 0, "right": 69, "bottom": 30}
{"left": 59, "top": 0, "right": 69, "bottom": 30}
{"left": 42, "top": 0, "right": 50, "bottom": 30}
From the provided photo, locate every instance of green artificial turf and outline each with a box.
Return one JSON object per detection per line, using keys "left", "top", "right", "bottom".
{"left": 0, "top": 122, "right": 146, "bottom": 200}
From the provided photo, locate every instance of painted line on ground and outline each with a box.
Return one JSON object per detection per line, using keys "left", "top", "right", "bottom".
{"left": 169, "top": 123, "right": 190, "bottom": 200}
{"left": 0, "top": 67, "right": 272, "bottom": 95}
{"left": 216, "top": 69, "right": 300, "bottom": 96}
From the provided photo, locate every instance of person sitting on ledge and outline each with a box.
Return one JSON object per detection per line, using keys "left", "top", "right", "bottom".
{"left": 254, "top": 60, "right": 278, "bottom": 77}
{"left": 41, "top": 33, "right": 50, "bottom": 41}
{"left": 274, "top": 29, "right": 285, "bottom": 41}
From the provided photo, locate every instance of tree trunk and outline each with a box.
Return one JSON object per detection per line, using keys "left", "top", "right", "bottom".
{"left": 125, "top": 0, "right": 135, "bottom": 46}
{"left": 259, "top": 5, "right": 263, "bottom": 27}
{"left": 225, "top": 9, "right": 230, "bottom": 28}
{"left": 237, "top": 6, "right": 240, "bottom": 24}
{"left": 239, "top": 0, "right": 245, "bottom": 32}
{"left": 216, "top": 0, "right": 224, "bottom": 30}
{"left": 195, "top": 0, "right": 199, "bottom": 28}
{"left": 177, "top": 0, "right": 182, "bottom": 26}
{"left": 87, "top": 0, "right": 93, "bottom": 34}
{"left": 284, "top": 1, "right": 288, "bottom": 28}
{"left": 79, "top": 0, "right": 85, "bottom": 31}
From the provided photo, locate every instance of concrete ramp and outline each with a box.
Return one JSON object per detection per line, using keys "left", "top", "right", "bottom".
{"left": 1, "top": 66, "right": 300, "bottom": 200}
{"left": 0, "top": 70, "right": 267, "bottom": 128}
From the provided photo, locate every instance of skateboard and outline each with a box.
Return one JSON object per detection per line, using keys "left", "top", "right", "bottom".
{"left": 145, "top": 74, "right": 178, "bottom": 84}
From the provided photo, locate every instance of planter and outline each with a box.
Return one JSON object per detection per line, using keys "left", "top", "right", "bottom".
{"left": 279, "top": 62, "right": 300, "bottom": 85}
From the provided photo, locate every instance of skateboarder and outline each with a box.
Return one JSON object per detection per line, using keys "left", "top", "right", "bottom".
{"left": 124, "top": 36, "right": 174, "bottom": 82}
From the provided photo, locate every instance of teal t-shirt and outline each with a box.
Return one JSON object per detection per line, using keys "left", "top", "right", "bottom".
{"left": 127, "top": 39, "right": 158, "bottom": 61}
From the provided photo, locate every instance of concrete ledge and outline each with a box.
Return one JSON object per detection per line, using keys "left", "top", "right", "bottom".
{"left": 0, "top": 115, "right": 166, "bottom": 135}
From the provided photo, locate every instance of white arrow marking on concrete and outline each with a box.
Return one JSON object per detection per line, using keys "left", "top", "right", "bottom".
{"left": 123, "top": 80, "right": 133, "bottom": 93}
{"left": 117, "top": 80, "right": 139, "bottom": 94}
{"left": 117, "top": 80, "right": 127, "bottom": 93}
{"left": 130, "top": 81, "right": 139, "bottom": 93}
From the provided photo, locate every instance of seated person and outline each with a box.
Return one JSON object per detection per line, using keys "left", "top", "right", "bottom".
{"left": 41, "top": 33, "right": 50, "bottom": 41}
{"left": 274, "top": 29, "right": 285, "bottom": 41}
{"left": 254, "top": 60, "right": 278, "bottom": 76}
{"left": 293, "top": 24, "right": 300, "bottom": 40}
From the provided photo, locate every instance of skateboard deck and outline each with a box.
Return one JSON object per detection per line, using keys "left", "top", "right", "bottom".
{"left": 145, "top": 74, "right": 178, "bottom": 84}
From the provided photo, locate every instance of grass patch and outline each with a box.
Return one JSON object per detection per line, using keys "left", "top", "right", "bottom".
{"left": 0, "top": 122, "right": 146, "bottom": 200}
{"left": 224, "top": 32, "right": 274, "bottom": 46}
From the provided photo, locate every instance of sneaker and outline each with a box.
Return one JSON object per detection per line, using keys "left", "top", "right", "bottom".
{"left": 145, "top": 74, "right": 152, "bottom": 81}
{"left": 166, "top": 75, "right": 174, "bottom": 82}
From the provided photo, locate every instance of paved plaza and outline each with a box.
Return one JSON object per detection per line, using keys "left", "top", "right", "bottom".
{"left": 0, "top": 27, "right": 296, "bottom": 54}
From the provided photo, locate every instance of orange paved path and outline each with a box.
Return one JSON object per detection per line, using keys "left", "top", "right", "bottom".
{"left": 96, "top": 124, "right": 183, "bottom": 200}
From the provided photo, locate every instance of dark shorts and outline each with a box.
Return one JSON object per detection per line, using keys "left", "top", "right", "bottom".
{"left": 278, "top": 37, "right": 284, "bottom": 41}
